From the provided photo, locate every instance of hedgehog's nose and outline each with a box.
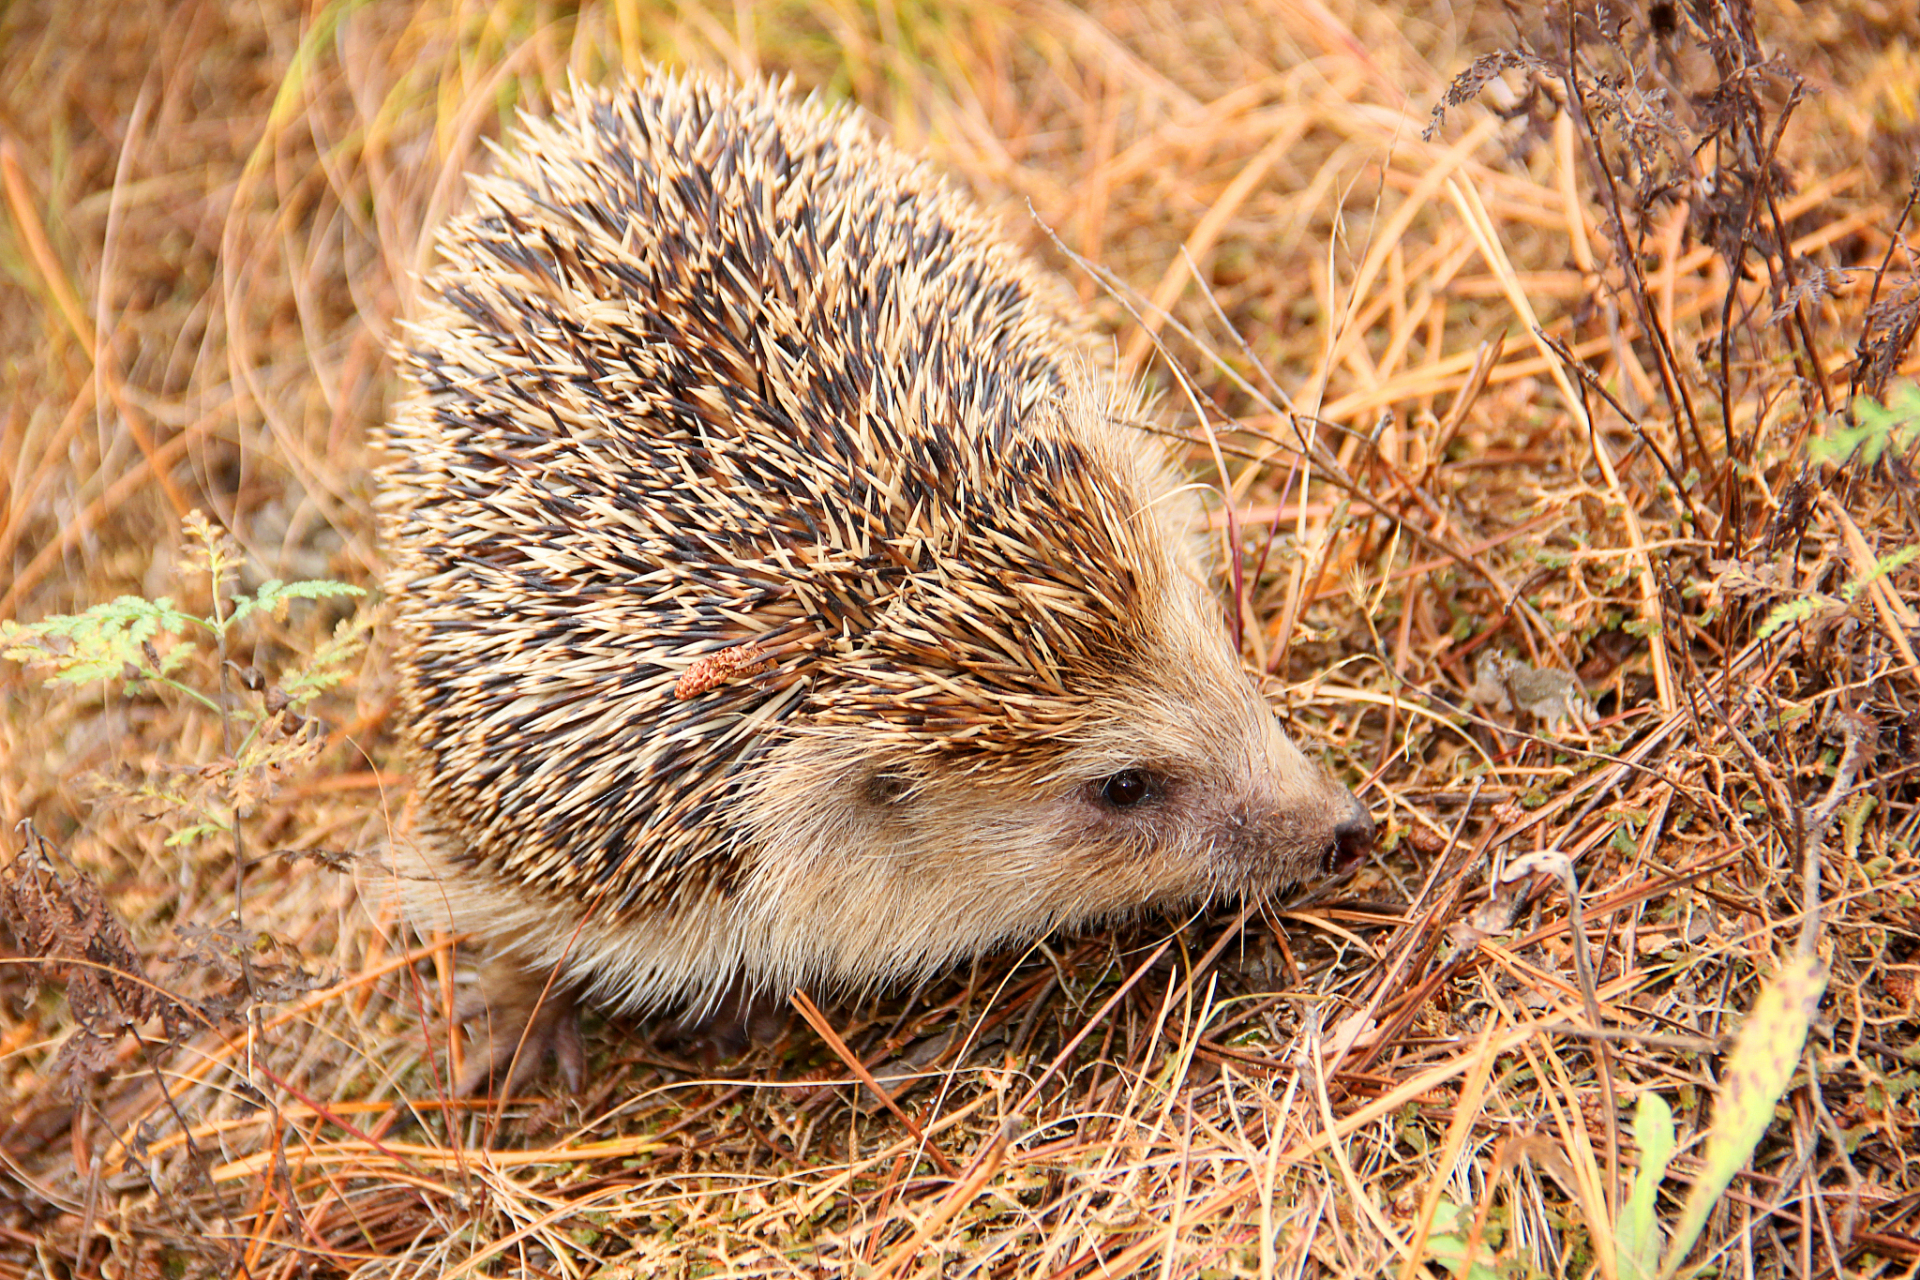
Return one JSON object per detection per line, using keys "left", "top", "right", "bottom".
{"left": 1326, "top": 801, "right": 1374, "bottom": 877}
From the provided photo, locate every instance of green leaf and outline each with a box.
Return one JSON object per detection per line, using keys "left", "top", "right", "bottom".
{"left": 1810, "top": 384, "right": 1920, "bottom": 466}
{"left": 1617, "top": 1092, "right": 1675, "bottom": 1280}
{"left": 165, "top": 821, "right": 231, "bottom": 847}
{"left": 1660, "top": 954, "right": 1827, "bottom": 1277}
{"left": 1424, "top": 1202, "right": 1504, "bottom": 1280}
{"left": 277, "top": 613, "right": 372, "bottom": 708}
{"left": 1851, "top": 545, "right": 1920, "bottom": 598}
{"left": 227, "top": 579, "right": 364, "bottom": 629}
{"left": 1, "top": 596, "right": 204, "bottom": 685}
{"left": 1756, "top": 595, "right": 1831, "bottom": 639}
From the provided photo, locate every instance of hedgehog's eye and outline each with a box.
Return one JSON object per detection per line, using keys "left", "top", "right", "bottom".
{"left": 1097, "top": 769, "right": 1154, "bottom": 808}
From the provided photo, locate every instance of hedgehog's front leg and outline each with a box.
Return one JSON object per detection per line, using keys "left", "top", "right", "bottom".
{"left": 450, "top": 957, "right": 586, "bottom": 1096}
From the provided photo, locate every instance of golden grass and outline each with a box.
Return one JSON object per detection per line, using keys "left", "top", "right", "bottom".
{"left": 4, "top": 0, "right": 1919, "bottom": 1276}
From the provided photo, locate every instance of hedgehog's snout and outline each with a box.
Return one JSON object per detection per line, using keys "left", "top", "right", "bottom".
{"left": 1247, "top": 707, "right": 1372, "bottom": 882}
{"left": 1326, "top": 796, "right": 1375, "bottom": 877}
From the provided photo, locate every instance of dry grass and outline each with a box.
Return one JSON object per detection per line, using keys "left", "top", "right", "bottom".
{"left": 3, "top": 0, "right": 1919, "bottom": 1276}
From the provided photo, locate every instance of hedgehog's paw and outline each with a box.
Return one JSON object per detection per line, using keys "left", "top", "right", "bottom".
{"left": 659, "top": 982, "right": 790, "bottom": 1066}
{"left": 449, "top": 960, "right": 586, "bottom": 1096}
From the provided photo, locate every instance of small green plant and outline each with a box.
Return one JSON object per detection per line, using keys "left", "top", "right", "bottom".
{"left": 1422, "top": 1200, "right": 1505, "bottom": 1280}
{"left": 2, "top": 511, "right": 365, "bottom": 898}
{"left": 1808, "top": 382, "right": 1920, "bottom": 467}
{"left": 1756, "top": 543, "right": 1920, "bottom": 640}
{"left": 1613, "top": 953, "right": 1827, "bottom": 1279}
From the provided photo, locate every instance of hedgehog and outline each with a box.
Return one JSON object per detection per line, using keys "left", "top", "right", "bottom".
{"left": 380, "top": 71, "right": 1373, "bottom": 1092}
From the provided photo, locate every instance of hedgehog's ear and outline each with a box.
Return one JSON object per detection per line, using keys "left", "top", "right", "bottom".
{"left": 859, "top": 766, "right": 912, "bottom": 807}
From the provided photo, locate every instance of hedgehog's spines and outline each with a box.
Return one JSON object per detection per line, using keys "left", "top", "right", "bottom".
{"left": 382, "top": 72, "right": 1370, "bottom": 1036}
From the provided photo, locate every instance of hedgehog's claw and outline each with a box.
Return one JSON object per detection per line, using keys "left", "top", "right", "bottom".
{"left": 450, "top": 962, "right": 586, "bottom": 1096}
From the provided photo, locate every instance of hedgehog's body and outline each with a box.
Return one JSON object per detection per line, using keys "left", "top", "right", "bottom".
{"left": 382, "top": 73, "right": 1370, "bottom": 1088}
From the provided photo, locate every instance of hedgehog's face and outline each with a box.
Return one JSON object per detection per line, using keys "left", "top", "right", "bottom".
{"left": 1054, "top": 677, "right": 1375, "bottom": 907}
{"left": 1009, "top": 647, "right": 1372, "bottom": 918}
{"left": 1017, "top": 557, "right": 1375, "bottom": 912}
{"left": 738, "top": 623, "right": 1371, "bottom": 989}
